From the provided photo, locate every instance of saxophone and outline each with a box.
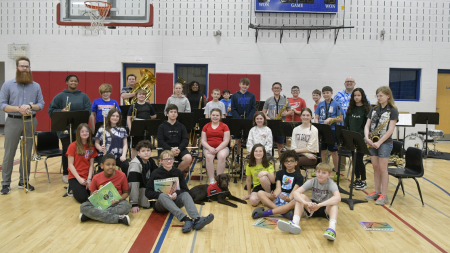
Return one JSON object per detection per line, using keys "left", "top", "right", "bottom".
{"left": 369, "top": 118, "right": 390, "bottom": 142}
{"left": 274, "top": 96, "right": 289, "bottom": 122}
{"left": 328, "top": 104, "right": 341, "bottom": 125}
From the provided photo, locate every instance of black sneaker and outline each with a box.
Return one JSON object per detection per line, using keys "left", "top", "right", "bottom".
{"left": 1, "top": 185, "right": 11, "bottom": 195}
{"left": 355, "top": 181, "right": 367, "bottom": 190}
{"left": 350, "top": 180, "right": 360, "bottom": 189}
{"left": 79, "top": 213, "right": 91, "bottom": 222}
{"left": 118, "top": 215, "right": 130, "bottom": 226}
{"left": 18, "top": 182, "right": 35, "bottom": 191}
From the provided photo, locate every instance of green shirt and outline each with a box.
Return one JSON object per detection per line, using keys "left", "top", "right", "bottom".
{"left": 344, "top": 105, "right": 367, "bottom": 136}
{"left": 245, "top": 163, "right": 274, "bottom": 187}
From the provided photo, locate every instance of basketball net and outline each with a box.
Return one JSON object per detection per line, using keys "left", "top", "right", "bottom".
{"left": 85, "top": 1, "right": 111, "bottom": 34}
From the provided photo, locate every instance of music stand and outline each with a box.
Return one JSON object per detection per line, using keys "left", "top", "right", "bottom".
{"left": 119, "top": 105, "right": 130, "bottom": 126}
{"left": 152, "top": 103, "right": 166, "bottom": 113}
{"left": 340, "top": 129, "right": 370, "bottom": 210}
{"left": 256, "top": 101, "right": 265, "bottom": 112}
{"left": 396, "top": 113, "right": 415, "bottom": 144}
{"left": 312, "top": 123, "right": 349, "bottom": 195}
{"left": 229, "top": 118, "right": 253, "bottom": 183}
{"left": 129, "top": 119, "right": 162, "bottom": 148}
{"left": 177, "top": 113, "right": 198, "bottom": 149}
{"left": 335, "top": 125, "right": 351, "bottom": 196}
{"left": 155, "top": 112, "right": 166, "bottom": 121}
{"left": 51, "top": 111, "right": 90, "bottom": 143}
{"left": 279, "top": 122, "right": 302, "bottom": 138}
{"left": 415, "top": 112, "right": 439, "bottom": 158}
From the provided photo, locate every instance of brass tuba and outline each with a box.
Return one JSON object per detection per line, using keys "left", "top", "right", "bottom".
{"left": 125, "top": 69, "right": 156, "bottom": 105}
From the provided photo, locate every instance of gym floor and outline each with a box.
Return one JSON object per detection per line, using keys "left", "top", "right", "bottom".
{"left": 0, "top": 136, "right": 449, "bottom": 253}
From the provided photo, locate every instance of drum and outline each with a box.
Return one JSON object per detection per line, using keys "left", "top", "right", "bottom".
{"left": 428, "top": 130, "right": 444, "bottom": 140}
{"left": 404, "top": 133, "right": 424, "bottom": 150}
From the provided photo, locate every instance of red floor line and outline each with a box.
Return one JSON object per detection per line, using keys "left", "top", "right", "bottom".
{"left": 128, "top": 211, "right": 169, "bottom": 253}
{"left": 362, "top": 190, "right": 447, "bottom": 253}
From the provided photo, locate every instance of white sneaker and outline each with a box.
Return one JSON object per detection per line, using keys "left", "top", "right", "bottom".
{"left": 277, "top": 220, "right": 301, "bottom": 234}
{"left": 62, "top": 175, "right": 68, "bottom": 184}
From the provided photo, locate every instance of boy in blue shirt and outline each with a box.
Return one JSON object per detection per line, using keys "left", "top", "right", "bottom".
{"left": 314, "top": 86, "right": 344, "bottom": 179}
{"left": 230, "top": 78, "right": 256, "bottom": 157}
{"left": 220, "top": 89, "right": 232, "bottom": 116}
{"left": 90, "top": 83, "right": 121, "bottom": 133}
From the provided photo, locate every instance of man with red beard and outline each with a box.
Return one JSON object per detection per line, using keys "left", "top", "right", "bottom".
{"left": 0, "top": 57, "right": 45, "bottom": 194}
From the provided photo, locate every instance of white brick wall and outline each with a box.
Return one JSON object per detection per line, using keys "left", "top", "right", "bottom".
{"left": 1, "top": 0, "right": 450, "bottom": 135}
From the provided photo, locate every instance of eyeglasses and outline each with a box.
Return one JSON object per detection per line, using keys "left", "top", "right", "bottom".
{"left": 284, "top": 160, "right": 296, "bottom": 164}
{"left": 272, "top": 87, "right": 281, "bottom": 90}
{"left": 345, "top": 81, "right": 355, "bottom": 83}
{"left": 291, "top": 90, "right": 300, "bottom": 92}
{"left": 18, "top": 65, "right": 30, "bottom": 69}
{"left": 162, "top": 158, "right": 174, "bottom": 162}
{"left": 80, "top": 130, "right": 90, "bottom": 134}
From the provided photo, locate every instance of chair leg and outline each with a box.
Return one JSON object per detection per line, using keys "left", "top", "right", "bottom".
{"left": 44, "top": 157, "right": 50, "bottom": 183}
{"left": 413, "top": 178, "right": 425, "bottom": 206}
{"left": 34, "top": 160, "right": 39, "bottom": 178}
{"left": 400, "top": 180, "right": 405, "bottom": 196}
{"left": 389, "top": 178, "right": 402, "bottom": 208}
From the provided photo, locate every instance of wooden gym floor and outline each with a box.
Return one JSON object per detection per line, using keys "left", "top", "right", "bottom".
{"left": 0, "top": 135, "right": 449, "bottom": 253}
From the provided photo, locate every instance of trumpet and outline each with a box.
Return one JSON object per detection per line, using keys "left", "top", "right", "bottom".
{"left": 21, "top": 113, "right": 36, "bottom": 193}
{"left": 63, "top": 97, "right": 71, "bottom": 134}
{"left": 65, "top": 96, "right": 71, "bottom": 111}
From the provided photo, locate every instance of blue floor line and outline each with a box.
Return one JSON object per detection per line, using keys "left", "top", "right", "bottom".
{"left": 190, "top": 205, "right": 203, "bottom": 253}
{"left": 153, "top": 214, "right": 174, "bottom": 253}
{"left": 152, "top": 157, "right": 198, "bottom": 252}
{"left": 365, "top": 169, "right": 450, "bottom": 219}
{"left": 422, "top": 177, "right": 450, "bottom": 197}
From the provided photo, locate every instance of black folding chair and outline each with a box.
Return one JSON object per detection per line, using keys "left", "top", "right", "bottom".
{"left": 34, "top": 131, "right": 63, "bottom": 183}
{"left": 388, "top": 147, "right": 424, "bottom": 207}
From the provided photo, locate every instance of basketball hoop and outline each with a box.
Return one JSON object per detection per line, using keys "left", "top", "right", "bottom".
{"left": 84, "top": 1, "right": 112, "bottom": 33}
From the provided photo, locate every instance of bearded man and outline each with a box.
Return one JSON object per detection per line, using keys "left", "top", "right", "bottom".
{"left": 0, "top": 57, "right": 45, "bottom": 194}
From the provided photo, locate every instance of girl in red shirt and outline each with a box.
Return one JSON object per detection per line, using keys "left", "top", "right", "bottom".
{"left": 67, "top": 123, "right": 98, "bottom": 203}
{"left": 201, "top": 108, "right": 230, "bottom": 184}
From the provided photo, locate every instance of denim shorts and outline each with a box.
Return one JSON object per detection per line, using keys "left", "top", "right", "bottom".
{"left": 369, "top": 142, "right": 393, "bottom": 159}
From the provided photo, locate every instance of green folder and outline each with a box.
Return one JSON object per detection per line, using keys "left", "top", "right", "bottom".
{"left": 88, "top": 182, "right": 122, "bottom": 210}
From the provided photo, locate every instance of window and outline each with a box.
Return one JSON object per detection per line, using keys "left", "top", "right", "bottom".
{"left": 389, "top": 68, "right": 421, "bottom": 101}
{"left": 174, "top": 64, "right": 208, "bottom": 97}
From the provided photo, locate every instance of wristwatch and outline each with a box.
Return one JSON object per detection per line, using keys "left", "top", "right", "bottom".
{"left": 28, "top": 103, "right": 33, "bottom": 110}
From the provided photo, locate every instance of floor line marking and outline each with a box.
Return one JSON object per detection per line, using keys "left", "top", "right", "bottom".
{"left": 128, "top": 157, "right": 198, "bottom": 253}
{"left": 422, "top": 177, "right": 450, "bottom": 197}
{"left": 363, "top": 169, "right": 450, "bottom": 219}
{"left": 190, "top": 205, "right": 203, "bottom": 253}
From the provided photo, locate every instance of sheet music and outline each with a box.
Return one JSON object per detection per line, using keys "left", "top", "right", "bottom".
{"left": 397, "top": 114, "right": 413, "bottom": 126}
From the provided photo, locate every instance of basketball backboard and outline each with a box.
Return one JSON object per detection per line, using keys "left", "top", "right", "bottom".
{"left": 57, "top": 0, "right": 153, "bottom": 27}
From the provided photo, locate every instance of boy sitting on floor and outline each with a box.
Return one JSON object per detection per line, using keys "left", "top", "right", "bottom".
{"left": 277, "top": 162, "right": 341, "bottom": 241}
{"left": 128, "top": 140, "right": 158, "bottom": 213}
{"left": 79, "top": 154, "right": 131, "bottom": 225}
{"left": 251, "top": 150, "right": 303, "bottom": 220}
{"left": 145, "top": 150, "right": 214, "bottom": 233}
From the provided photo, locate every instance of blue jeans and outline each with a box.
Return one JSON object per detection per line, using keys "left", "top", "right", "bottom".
{"left": 369, "top": 142, "right": 393, "bottom": 158}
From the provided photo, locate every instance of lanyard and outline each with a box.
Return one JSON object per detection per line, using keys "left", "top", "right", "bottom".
{"left": 274, "top": 97, "right": 280, "bottom": 115}
{"left": 324, "top": 99, "right": 333, "bottom": 119}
